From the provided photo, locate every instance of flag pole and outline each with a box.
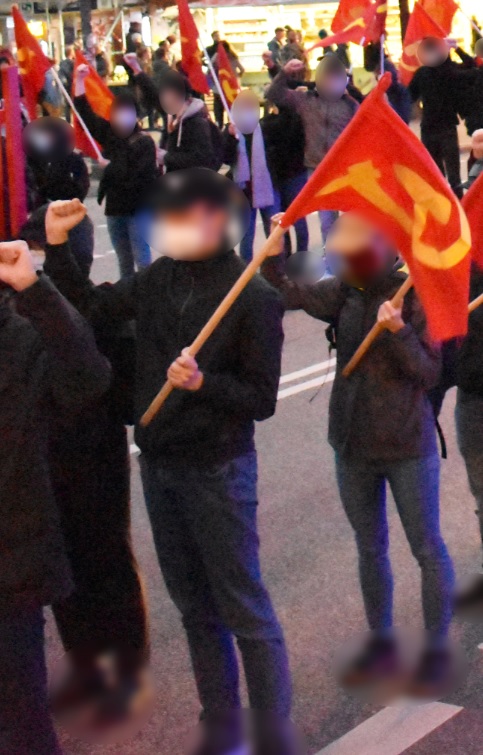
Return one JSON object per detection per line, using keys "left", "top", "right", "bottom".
{"left": 380, "top": 33, "right": 385, "bottom": 74}
{"left": 140, "top": 223, "right": 286, "bottom": 425}
{"left": 457, "top": 5, "right": 483, "bottom": 37}
{"left": 50, "top": 67, "right": 103, "bottom": 161}
{"left": 198, "top": 36, "right": 235, "bottom": 124}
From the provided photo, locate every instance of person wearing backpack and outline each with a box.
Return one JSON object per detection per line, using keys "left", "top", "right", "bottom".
{"left": 74, "top": 65, "right": 158, "bottom": 279}
{"left": 263, "top": 212, "right": 456, "bottom": 701}
{"left": 123, "top": 54, "right": 223, "bottom": 172}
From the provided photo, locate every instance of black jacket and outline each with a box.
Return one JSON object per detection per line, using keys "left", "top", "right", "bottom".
{"left": 0, "top": 276, "right": 111, "bottom": 615}
{"left": 263, "top": 256, "right": 441, "bottom": 461}
{"left": 28, "top": 152, "right": 90, "bottom": 208}
{"left": 260, "top": 109, "right": 306, "bottom": 187}
{"left": 43, "top": 243, "right": 284, "bottom": 467}
{"left": 74, "top": 94, "right": 158, "bottom": 216}
{"left": 459, "top": 64, "right": 483, "bottom": 135}
{"left": 457, "top": 266, "right": 483, "bottom": 396}
{"left": 409, "top": 51, "right": 474, "bottom": 131}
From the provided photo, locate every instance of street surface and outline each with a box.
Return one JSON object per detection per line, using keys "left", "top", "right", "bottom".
{"left": 45, "top": 160, "right": 483, "bottom": 755}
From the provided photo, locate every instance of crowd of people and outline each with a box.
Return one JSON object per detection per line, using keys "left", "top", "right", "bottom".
{"left": 3, "top": 14, "right": 483, "bottom": 755}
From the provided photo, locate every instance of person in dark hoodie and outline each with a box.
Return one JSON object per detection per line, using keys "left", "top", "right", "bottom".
{"left": 263, "top": 212, "right": 455, "bottom": 701}
{"left": 123, "top": 53, "right": 222, "bottom": 173}
{"left": 74, "top": 64, "right": 158, "bottom": 278}
{"left": 0, "top": 200, "right": 110, "bottom": 755}
{"left": 43, "top": 169, "right": 293, "bottom": 755}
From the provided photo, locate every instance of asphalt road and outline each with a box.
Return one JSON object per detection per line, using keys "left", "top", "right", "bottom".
{"left": 44, "top": 179, "right": 483, "bottom": 755}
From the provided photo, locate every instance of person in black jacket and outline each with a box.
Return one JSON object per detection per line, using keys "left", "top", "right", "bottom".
{"left": 0, "top": 202, "right": 110, "bottom": 755}
{"left": 43, "top": 169, "right": 293, "bottom": 755}
{"left": 124, "top": 54, "right": 221, "bottom": 173}
{"left": 74, "top": 64, "right": 158, "bottom": 279}
{"left": 264, "top": 212, "right": 455, "bottom": 701}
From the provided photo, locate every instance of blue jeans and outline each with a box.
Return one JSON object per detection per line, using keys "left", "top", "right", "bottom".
{"left": 240, "top": 204, "right": 277, "bottom": 263}
{"left": 107, "top": 212, "right": 152, "bottom": 279}
{"left": 273, "top": 173, "right": 309, "bottom": 253}
{"left": 335, "top": 453, "right": 454, "bottom": 637}
{"left": 306, "top": 168, "right": 338, "bottom": 246}
{"left": 456, "top": 389, "right": 483, "bottom": 548}
{"left": 139, "top": 450, "right": 291, "bottom": 717}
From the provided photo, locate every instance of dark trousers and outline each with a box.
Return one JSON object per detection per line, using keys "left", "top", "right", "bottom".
{"left": 213, "top": 93, "right": 225, "bottom": 129}
{"left": 51, "top": 424, "right": 148, "bottom": 663}
{"left": 140, "top": 450, "right": 292, "bottom": 717}
{"left": 421, "top": 126, "right": 462, "bottom": 197}
{"left": 335, "top": 453, "right": 455, "bottom": 637}
{"left": 0, "top": 609, "right": 62, "bottom": 755}
{"left": 456, "top": 390, "right": 483, "bottom": 553}
{"left": 273, "top": 173, "right": 309, "bottom": 254}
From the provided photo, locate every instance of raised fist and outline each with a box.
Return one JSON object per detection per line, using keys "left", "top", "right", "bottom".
{"left": 45, "top": 199, "right": 87, "bottom": 246}
{"left": 76, "top": 63, "right": 90, "bottom": 80}
{"left": 283, "top": 59, "right": 305, "bottom": 76}
{"left": 0, "top": 240, "right": 37, "bottom": 291}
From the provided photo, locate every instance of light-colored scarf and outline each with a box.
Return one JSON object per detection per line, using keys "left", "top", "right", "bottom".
{"left": 233, "top": 124, "right": 274, "bottom": 209}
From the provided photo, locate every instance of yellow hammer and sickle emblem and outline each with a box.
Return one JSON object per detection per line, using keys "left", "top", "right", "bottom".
{"left": 317, "top": 160, "right": 471, "bottom": 270}
{"left": 220, "top": 67, "right": 238, "bottom": 101}
{"left": 17, "top": 46, "right": 35, "bottom": 75}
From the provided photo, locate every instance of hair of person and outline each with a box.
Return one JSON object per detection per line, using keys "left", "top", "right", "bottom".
{"left": 158, "top": 69, "right": 189, "bottom": 99}
{"left": 112, "top": 91, "right": 140, "bottom": 116}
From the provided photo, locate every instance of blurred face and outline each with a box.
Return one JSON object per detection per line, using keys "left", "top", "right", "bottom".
{"left": 417, "top": 38, "right": 448, "bottom": 67}
{"left": 315, "top": 64, "right": 348, "bottom": 101}
{"left": 325, "top": 214, "right": 395, "bottom": 286}
{"left": 231, "top": 92, "right": 260, "bottom": 134}
{"left": 151, "top": 203, "right": 229, "bottom": 261}
{"left": 160, "top": 88, "right": 186, "bottom": 115}
{"left": 110, "top": 105, "right": 137, "bottom": 137}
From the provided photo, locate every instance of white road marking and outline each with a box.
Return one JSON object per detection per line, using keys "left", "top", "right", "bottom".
{"left": 316, "top": 702, "right": 463, "bottom": 755}
{"left": 280, "top": 358, "right": 336, "bottom": 385}
{"left": 278, "top": 371, "right": 335, "bottom": 400}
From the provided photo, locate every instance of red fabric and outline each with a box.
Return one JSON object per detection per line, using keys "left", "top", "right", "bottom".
{"left": 462, "top": 171, "right": 483, "bottom": 269}
{"left": 399, "top": 2, "right": 447, "bottom": 86}
{"left": 420, "top": 0, "right": 458, "bottom": 35}
{"left": 331, "top": 0, "right": 372, "bottom": 34}
{"left": 281, "top": 74, "right": 471, "bottom": 341}
{"left": 216, "top": 42, "right": 239, "bottom": 105}
{"left": 12, "top": 6, "right": 52, "bottom": 119}
{"left": 73, "top": 50, "right": 114, "bottom": 159}
{"left": 177, "top": 0, "right": 210, "bottom": 95}
{"left": 311, "top": 0, "right": 387, "bottom": 51}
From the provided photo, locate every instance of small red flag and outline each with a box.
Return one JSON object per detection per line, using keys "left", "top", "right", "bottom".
{"left": 420, "top": 0, "right": 458, "bottom": 35}
{"left": 311, "top": 1, "right": 387, "bottom": 51}
{"left": 216, "top": 42, "right": 239, "bottom": 106}
{"left": 399, "top": 2, "right": 447, "bottom": 86}
{"left": 281, "top": 74, "right": 471, "bottom": 341}
{"left": 12, "top": 5, "right": 52, "bottom": 119}
{"left": 462, "top": 172, "right": 483, "bottom": 269}
{"left": 177, "top": 0, "right": 210, "bottom": 95}
{"left": 73, "top": 50, "right": 114, "bottom": 159}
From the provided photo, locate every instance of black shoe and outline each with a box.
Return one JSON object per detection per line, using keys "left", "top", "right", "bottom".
{"left": 406, "top": 644, "right": 457, "bottom": 701}
{"left": 189, "top": 715, "right": 248, "bottom": 755}
{"left": 339, "top": 633, "right": 401, "bottom": 689}
{"left": 454, "top": 573, "right": 483, "bottom": 620}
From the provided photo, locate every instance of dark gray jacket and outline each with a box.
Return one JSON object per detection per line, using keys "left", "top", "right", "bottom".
{"left": 263, "top": 256, "right": 441, "bottom": 461}
{"left": 0, "top": 276, "right": 111, "bottom": 615}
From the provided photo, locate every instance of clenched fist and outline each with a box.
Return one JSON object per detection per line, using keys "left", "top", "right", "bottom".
{"left": 283, "top": 59, "right": 305, "bottom": 76}
{"left": 377, "top": 300, "right": 405, "bottom": 333}
{"left": 45, "top": 199, "right": 87, "bottom": 245}
{"left": 0, "top": 241, "right": 37, "bottom": 291}
{"left": 167, "top": 348, "right": 204, "bottom": 391}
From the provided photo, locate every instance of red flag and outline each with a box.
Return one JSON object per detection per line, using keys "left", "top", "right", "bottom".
{"left": 420, "top": 0, "right": 458, "bottom": 35}
{"left": 311, "top": 1, "right": 387, "bottom": 51}
{"left": 177, "top": 0, "right": 210, "bottom": 95}
{"left": 399, "top": 2, "right": 447, "bottom": 86}
{"left": 216, "top": 42, "right": 239, "bottom": 106}
{"left": 281, "top": 74, "right": 471, "bottom": 341}
{"left": 12, "top": 5, "right": 52, "bottom": 119}
{"left": 73, "top": 50, "right": 114, "bottom": 159}
{"left": 331, "top": 0, "right": 372, "bottom": 33}
{"left": 462, "top": 172, "right": 483, "bottom": 269}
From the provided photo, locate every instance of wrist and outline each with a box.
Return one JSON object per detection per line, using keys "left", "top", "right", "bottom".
{"left": 389, "top": 318, "right": 405, "bottom": 333}
{"left": 46, "top": 231, "right": 68, "bottom": 246}
{"left": 13, "top": 272, "right": 38, "bottom": 292}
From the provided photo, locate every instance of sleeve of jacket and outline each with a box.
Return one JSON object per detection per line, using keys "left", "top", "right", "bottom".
{"left": 133, "top": 72, "right": 161, "bottom": 112}
{"left": 74, "top": 94, "right": 110, "bottom": 147}
{"left": 266, "top": 71, "right": 301, "bottom": 111}
{"left": 15, "top": 275, "right": 111, "bottom": 408}
{"left": 43, "top": 241, "right": 140, "bottom": 325}
{"left": 455, "top": 47, "right": 476, "bottom": 69}
{"left": 381, "top": 290, "right": 441, "bottom": 390}
{"left": 196, "top": 284, "right": 284, "bottom": 421}
{"left": 222, "top": 128, "right": 239, "bottom": 166}
{"left": 408, "top": 70, "right": 422, "bottom": 102}
{"left": 164, "top": 117, "right": 216, "bottom": 171}
{"left": 261, "top": 253, "right": 344, "bottom": 321}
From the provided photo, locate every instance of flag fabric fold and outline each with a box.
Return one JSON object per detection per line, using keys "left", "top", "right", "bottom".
{"left": 420, "top": 0, "right": 458, "bottom": 36}
{"left": 216, "top": 42, "right": 239, "bottom": 106}
{"left": 73, "top": 50, "right": 114, "bottom": 159}
{"left": 331, "top": 0, "right": 372, "bottom": 33}
{"left": 399, "top": 2, "right": 447, "bottom": 86}
{"left": 310, "top": 0, "right": 387, "bottom": 51}
{"left": 462, "top": 171, "right": 483, "bottom": 270}
{"left": 12, "top": 5, "right": 53, "bottom": 119}
{"left": 281, "top": 74, "right": 471, "bottom": 341}
{"left": 177, "top": 0, "right": 210, "bottom": 95}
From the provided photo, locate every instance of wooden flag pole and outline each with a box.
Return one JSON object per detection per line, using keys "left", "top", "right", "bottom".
{"left": 50, "top": 67, "right": 103, "bottom": 161}
{"left": 469, "top": 292, "right": 483, "bottom": 313}
{"left": 342, "top": 275, "right": 413, "bottom": 378}
{"left": 140, "top": 224, "right": 286, "bottom": 426}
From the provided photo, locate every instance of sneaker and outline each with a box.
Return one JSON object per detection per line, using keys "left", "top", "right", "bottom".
{"left": 454, "top": 573, "right": 483, "bottom": 620}
{"left": 339, "top": 633, "right": 401, "bottom": 689}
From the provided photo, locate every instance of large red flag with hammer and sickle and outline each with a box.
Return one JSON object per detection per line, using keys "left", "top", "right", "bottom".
{"left": 281, "top": 74, "right": 471, "bottom": 341}
{"left": 399, "top": 2, "right": 447, "bottom": 86}
{"left": 12, "top": 5, "right": 52, "bottom": 119}
{"left": 73, "top": 49, "right": 114, "bottom": 158}
{"left": 420, "top": 0, "right": 458, "bottom": 36}
{"left": 177, "top": 0, "right": 210, "bottom": 95}
{"left": 216, "top": 42, "right": 239, "bottom": 106}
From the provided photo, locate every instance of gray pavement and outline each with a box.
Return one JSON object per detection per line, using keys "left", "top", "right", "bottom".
{"left": 44, "top": 183, "right": 483, "bottom": 755}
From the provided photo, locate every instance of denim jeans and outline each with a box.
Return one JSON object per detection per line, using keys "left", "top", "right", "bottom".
{"left": 456, "top": 389, "right": 483, "bottom": 549}
{"left": 0, "top": 609, "right": 62, "bottom": 755}
{"left": 335, "top": 453, "right": 454, "bottom": 637}
{"left": 107, "top": 211, "right": 152, "bottom": 279}
{"left": 239, "top": 205, "right": 277, "bottom": 263}
{"left": 273, "top": 172, "right": 309, "bottom": 254}
{"left": 139, "top": 450, "right": 292, "bottom": 717}
{"left": 306, "top": 168, "right": 338, "bottom": 246}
